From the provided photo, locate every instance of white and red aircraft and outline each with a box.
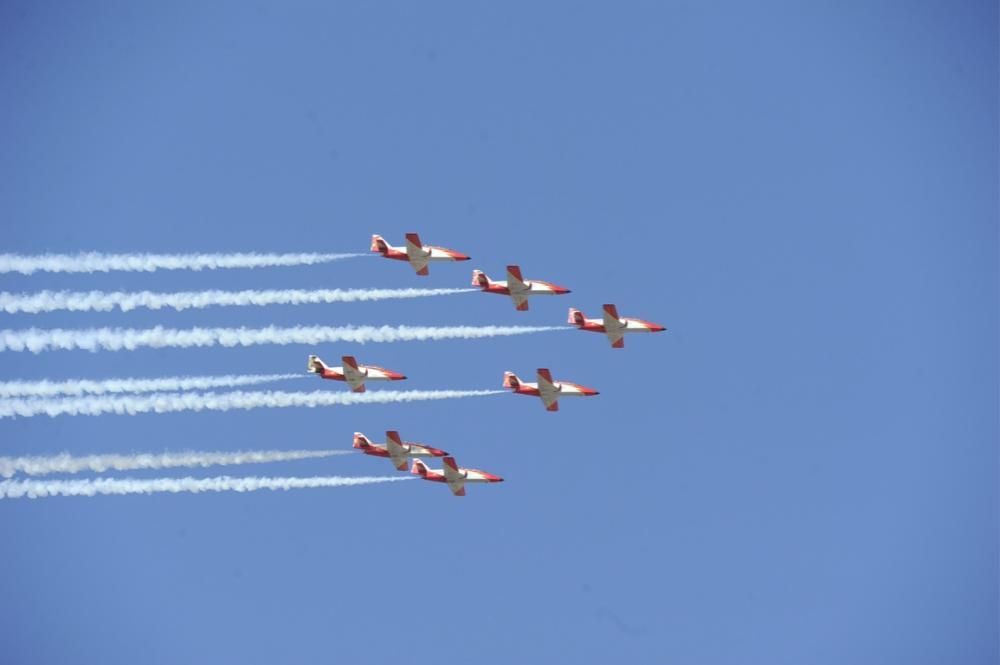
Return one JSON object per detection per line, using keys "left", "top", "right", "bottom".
{"left": 411, "top": 456, "right": 503, "bottom": 496}
{"left": 503, "top": 368, "right": 599, "bottom": 412}
{"left": 471, "top": 265, "right": 571, "bottom": 311}
{"left": 568, "top": 304, "right": 666, "bottom": 348}
{"left": 370, "top": 233, "right": 470, "bottom": 275}
{"left": 307, "top": 355, "right": 406, "bottom": 392}
{"left": 353, "top": 431, "right": 449, "bottom": 470}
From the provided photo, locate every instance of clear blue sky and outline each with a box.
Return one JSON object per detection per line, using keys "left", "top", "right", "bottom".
{"left": 0, "top": 2, "right": 996, "bottom": 663}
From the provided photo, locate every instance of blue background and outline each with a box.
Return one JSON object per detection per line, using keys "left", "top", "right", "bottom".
{"left": 0, "top": 2, "right": 996, "bottom": 663}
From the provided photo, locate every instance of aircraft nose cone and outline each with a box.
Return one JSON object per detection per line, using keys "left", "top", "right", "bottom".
{"left": 653, "top": 325, "right": 666, "bottom": 332}
{"left": 558, "top": 287, "right": 572, "bottom": 294}
{"left": 454, "top": 253, "right": 471, "bottom": 261}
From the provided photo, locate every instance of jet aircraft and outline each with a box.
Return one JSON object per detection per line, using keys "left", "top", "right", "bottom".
{"left": 370, "top": 233, "right": 470, "bottom": 275}
{"left": 568, "top": 304, "right": 666, "bottom": 348}
{"left": 353, "top": 431, "right": 448, "bottom": 470}
{"left": 502, "top": 368, "right": 599, "bottom": 411}
{"left": 307, "top": 355, "right": 406, "bottom": 392}
{"left": 471, "top": 265, "right": 570, "bottom": 310}
{"left": 411, "top": 456, "right": 503, "bottom": 496}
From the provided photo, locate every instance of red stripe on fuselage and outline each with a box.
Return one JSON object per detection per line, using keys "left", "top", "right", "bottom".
{"left": 575, "top": 321, "right": 607, "bottom": 333}
{"left": 377, "top": 249, "right": 409, "bottom": 261}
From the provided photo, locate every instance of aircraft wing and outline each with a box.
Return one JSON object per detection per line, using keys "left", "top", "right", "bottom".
{"left": 540, "top": 392, "right": 559, "bottom": 411}
{"left": 341, "top": 356, "right": 367, "bottom": 392}
{"left": 506, "top": 265, "right": 526, "bottom": 290}
{"left": 602, "top": 305, "right": 626, "bottom": 348}
{"left": 511, "top": 293, "right": 529, "bottom": 311}
{"left": 537, "top": 368, "right": 560, "bottom": 411}
{"left": 405, "top": 233, "right": 430, "bottom": 275}
{"left": 602, "top": 304, "right": 623, "bottom": 329}
{"left": 442, "top": 457, "right": 466, "bottom": 496}
{"left": 385, "top": 431, "right": 408, "bottom": 470}
{"left": 405, "top": 233, "right": 424, "bottom": 254}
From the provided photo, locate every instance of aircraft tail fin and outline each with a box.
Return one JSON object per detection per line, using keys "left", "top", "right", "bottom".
{"left": 353, "top": 432, "right": 371, "bottom": 449}
{"left": 370, "top": 234, "right": 391, "bottom": 254}
{"left": 411, "top": 458, "right": 430, "bottom": 476}
{"left": 307, "top": 355, "right": 326, "bottom": 373}
{"left": 503, "top": 371, "right": 521, "bottom": 390}
{"left": 568, "top": 308, "right": 585, "bottom": 326}
{"left": 472, "top": 270, "right": 491, "bottom": 288}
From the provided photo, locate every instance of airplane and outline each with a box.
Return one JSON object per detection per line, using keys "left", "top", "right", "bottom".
{"left": 353, "top": 431, "right": 449, "bottom": 470}
{"left": 411, "top": 456, "right": 503, "bottom": 496}
{"left": 568, "top": 304, "right": 666, "bottom": 348}
{"left": 502, "top": 368, "right": 599, "bottom": 411}
{"left": 307, "top": 355, "right": 406, "bottom": 392}
{"left": 471, "top": 265, "right": 571, "bottom": 311}
{"left": 370, "top": 233, "right": 470, "bottom": 275}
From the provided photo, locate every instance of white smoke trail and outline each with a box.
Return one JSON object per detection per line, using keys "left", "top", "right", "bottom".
{"left": 0, "top": 287, "right": 476, "bottom": 314}
{"left": 0, "top": 388, "right": 504, "bottom": 419}
{"left": 0, "top": 324, "right": 566, "bottom": 353}
{"left": 0, "top": 373, "right": 303, "bottom": 399}
{"left": 0, "top": 449, "right": 353, "bottom": 478}
{"left": 0, "top": 475, "right": 414, "bottom": 499}
{"left": 0, "top": 251, "right": 363, "bottom": 275}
